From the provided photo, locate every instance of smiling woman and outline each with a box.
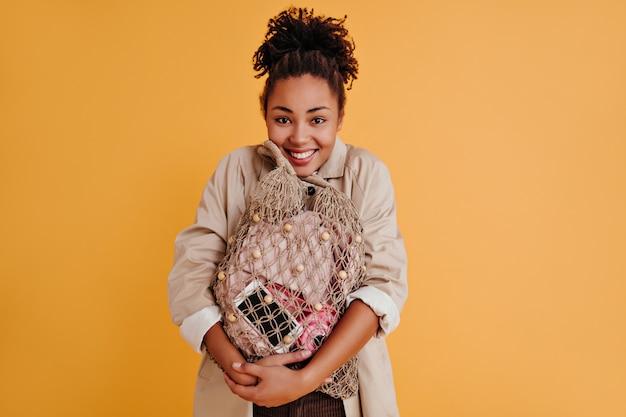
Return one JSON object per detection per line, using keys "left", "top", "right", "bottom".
{"left": 3, "top": 1, "right": 626, "bottom": 417}
{"left": 167, "top": 6, "right": 408, "bottom": 417}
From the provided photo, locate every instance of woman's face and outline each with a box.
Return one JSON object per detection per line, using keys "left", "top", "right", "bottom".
{"left": 265, "top": 74, "right": 343, "bottom": 177}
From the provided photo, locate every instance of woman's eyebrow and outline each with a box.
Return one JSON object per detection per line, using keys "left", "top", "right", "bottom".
{"left": 307, "top": 106, "right": 331, "bottom": 113}
{"left": 269, "top": 106, "right": 331, "bottom": 113}
{"left": 270, "top": 105, "right": 293, "bottom": 113}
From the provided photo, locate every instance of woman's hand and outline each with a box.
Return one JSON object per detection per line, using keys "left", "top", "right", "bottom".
{"left": 225, "top": 364, "right": 258, "bottom": 387}
{"left": 224, "top": 300, "right": 378, "bottom": 406}
{"left": 223, "top": 350, "right": 327, "bottom": 407}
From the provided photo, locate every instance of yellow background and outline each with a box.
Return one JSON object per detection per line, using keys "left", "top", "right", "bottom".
{"left": 1, "top": 0, "right": 624, "bottom": 416}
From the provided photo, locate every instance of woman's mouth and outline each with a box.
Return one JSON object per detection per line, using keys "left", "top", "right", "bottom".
{"left": 288, "top": 149, "right": 316, "bottom": 159}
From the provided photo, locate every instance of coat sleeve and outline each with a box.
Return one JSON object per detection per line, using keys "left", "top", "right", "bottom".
{"left": 344, "top": 151, "right": 408, "bottom": 337}
{"left": 167, "top": 152, "right": 247, "bottom": 351}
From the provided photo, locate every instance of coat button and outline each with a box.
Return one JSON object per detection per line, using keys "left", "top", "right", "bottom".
{"left": 284, "top": 223, "right": 293, "bottom": 233}
{"left": 283, "top": 335, "right": 294, "bottom": 344}
{"left": 227, "top": 313, "right": 237, "bottom": 322}
{"left": 252, "top": 249, "right": 262, "bottom": 259}
{"left": 252, "top": 212, "right": 261, "bottom": 223}
{"left": 338, "top": 270, "right": 348, "bottom": 280}
{"left": 295, "top": 264, "right": 305, "bottom": 273}
{"left": 321, "top": 231, "right": 330, "bottom": 241}
{"left": 314, "top": 302, "right": 323, "bottom": 311}
{"left": 217, "top": 271, "right": 226, "bottom": 281}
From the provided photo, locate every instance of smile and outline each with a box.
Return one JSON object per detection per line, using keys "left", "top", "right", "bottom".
{"left": 288, "top": 149, "right": 316, "bottom": 160}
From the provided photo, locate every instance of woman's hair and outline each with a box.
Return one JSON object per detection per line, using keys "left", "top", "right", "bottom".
{"left": 253, "top": 7, "right": 358, "bottom": 115}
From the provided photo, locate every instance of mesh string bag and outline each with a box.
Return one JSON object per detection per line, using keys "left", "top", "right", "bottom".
{"left": 213, "top": 140, "right": 366, "bottom": 399}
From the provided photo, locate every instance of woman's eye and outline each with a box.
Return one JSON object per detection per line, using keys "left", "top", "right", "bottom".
{"left": 276, "top": 117, "right": 290, "bottom": 124}
{"left": 312, "top": 117, "right": 325, "bottom": 124}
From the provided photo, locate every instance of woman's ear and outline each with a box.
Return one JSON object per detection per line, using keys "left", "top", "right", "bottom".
{"left": 337, "top": 109, "right": 345, "bottom": 132}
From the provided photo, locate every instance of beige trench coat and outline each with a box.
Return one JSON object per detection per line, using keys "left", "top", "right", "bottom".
{"left": 169, "top": 138, "right": 408, "bottom": 417}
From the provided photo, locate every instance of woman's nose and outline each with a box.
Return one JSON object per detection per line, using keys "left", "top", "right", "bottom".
{"left": 291, "top": 122, "right": 309, "bottom": 144}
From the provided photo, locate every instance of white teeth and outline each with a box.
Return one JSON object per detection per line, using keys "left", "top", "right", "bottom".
{"left": 289, "top": 150, "right": 315, "bottom": 159}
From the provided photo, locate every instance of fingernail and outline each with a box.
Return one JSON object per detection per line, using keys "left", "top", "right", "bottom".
{"left": 301, "top": 350, "right": 312, "bottom": 358}
{"left": 232, "top": 362, "right": 242, "bottom": 369}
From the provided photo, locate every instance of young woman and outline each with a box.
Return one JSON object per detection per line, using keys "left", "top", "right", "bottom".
{"left": 168, "top": 7, "right": 408, "bottom": 417}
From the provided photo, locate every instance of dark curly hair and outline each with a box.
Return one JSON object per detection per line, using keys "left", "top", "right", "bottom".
{"left": 253, "top": 7, "right": 358, "bottom": 115}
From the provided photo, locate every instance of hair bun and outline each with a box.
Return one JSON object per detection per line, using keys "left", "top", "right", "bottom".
{"left": 253, "top": 7, "right": 358, "bottom": 87}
